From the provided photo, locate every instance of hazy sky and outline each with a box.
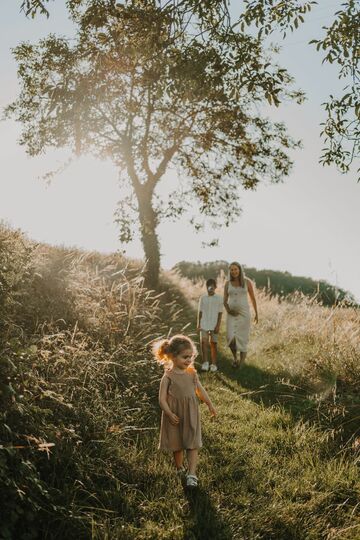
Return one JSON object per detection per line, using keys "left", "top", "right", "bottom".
{"left": 1, "top": 0, "right": 359, "bottom": 300}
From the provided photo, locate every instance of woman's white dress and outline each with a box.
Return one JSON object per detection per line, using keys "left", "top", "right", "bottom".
{"left": 226, "top": 280, "right": 251, "bottom": 352}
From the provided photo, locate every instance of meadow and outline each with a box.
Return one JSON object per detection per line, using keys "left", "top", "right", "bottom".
{"left": 0, "top": 224, "right": 359, "bottom": 539}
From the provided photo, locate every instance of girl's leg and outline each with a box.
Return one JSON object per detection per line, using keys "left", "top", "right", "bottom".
{"left": 186, "top": 449, "right": 198, "bottom": 476}
{"left": 173, "top": 450, "right": 184, "bottom": 470}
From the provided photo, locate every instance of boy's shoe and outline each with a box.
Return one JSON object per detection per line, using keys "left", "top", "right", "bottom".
{"left": 186, "top": 474, "right": 198, "bottom": 488}
{"left": 209, "top": 364, "right": 218, "bottom": 373}
{"left": 201, "top": 361, "right": 209, "bottom": 371}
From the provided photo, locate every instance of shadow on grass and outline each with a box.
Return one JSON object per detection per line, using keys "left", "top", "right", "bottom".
{"left": 215, "top": 355, "right": 318, "bottom": 420}
{"left": 182, "top": 485, "right": 232, "bottom": 540}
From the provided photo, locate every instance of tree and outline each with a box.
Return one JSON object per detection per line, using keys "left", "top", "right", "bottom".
{"left": 239, "top": 0, "right": 360, "bottom": 179}
{"left": 20, "top": 0, "right": 359, "bottom": 181}
{"left": 9, "top": 0, "right": 305, "bottom": 288}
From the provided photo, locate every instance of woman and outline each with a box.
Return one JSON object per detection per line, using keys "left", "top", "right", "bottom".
{"left": 224, "top": 262, "right": 258, "bottom": 368}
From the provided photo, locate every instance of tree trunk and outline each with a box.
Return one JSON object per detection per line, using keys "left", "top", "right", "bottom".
{"left": 138, "top": 195, "right": 161, "bottom": 290}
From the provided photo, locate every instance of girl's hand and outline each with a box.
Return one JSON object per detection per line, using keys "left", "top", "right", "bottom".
{"left": 229, "top": 309, "right": 239, "bottom": 316}
{"left": 167, "top": 411, "right": 180, "bottom": 425}
{"left": 208, "top": 405, "right": 217, "bottom": 418}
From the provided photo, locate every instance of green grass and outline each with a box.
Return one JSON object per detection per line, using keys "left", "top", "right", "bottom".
{"left": 88, "top": 335, "right": 360, "bottom": 540}
{"left": 1, "top": 227, "right": 359, "bottom": 539}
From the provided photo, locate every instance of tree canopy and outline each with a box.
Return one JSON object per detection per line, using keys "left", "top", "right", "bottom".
{"left": 19, "top": 0, "right": 359, "bottom": 181}
{"left": 9, "top": 0, "right": 304, "bottom": 286}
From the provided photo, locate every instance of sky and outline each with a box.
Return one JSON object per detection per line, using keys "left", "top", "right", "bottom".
{"left": 1, "top": 0, "right": 359, "bottom": 300}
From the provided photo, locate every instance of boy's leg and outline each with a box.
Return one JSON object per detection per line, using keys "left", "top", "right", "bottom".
{"left": 186, "top": 448, "right": 198, "bottom": 476}
{"left": 173, "top": 450, "right": 184, "bottom": 469}
{"left": 210, "top": 341, "right": 217, "bottom": 364}
{"left": 200, "top": 331, "right": 209, "bottom": 369}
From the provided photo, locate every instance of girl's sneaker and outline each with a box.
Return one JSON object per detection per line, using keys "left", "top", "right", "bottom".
{"left": 186, "top": 474, "right": 198, "bottom": 488}
{"left": 209, "top": 364, "right": 218, "bottom": 373}
{"left": 201, "top": 361, "right": 209, "bottom": 371}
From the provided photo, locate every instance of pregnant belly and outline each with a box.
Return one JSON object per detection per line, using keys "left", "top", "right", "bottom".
{"left": 229, "top": 298, "right": 249, "bottom": 313}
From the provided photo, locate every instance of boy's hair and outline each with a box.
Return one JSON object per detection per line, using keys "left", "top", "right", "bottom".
{"left": 206, "top": 278, "right": 216, "bottom": 288}
{"left": 152, "top": 334, "right": 197, "bottom": 365}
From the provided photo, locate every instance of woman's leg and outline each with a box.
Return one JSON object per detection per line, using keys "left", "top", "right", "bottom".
{"left": 240, "top": 351, "right": 247, "bottom": 366}
{"left": 186, "top": 449, "right": 198, "bottom": 476}
{"left": 173, "top": 450, "right": 184, "bottom": 470}
{"left": 229, "top": 337, "right": 237, "bottom": 359}
{"left": 229, "top": 337, "right": 238, "bottom": 365}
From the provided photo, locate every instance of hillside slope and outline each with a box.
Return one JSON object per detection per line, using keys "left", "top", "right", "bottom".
{"left": 0, "top": 226, "right": 359, "bottom": 539}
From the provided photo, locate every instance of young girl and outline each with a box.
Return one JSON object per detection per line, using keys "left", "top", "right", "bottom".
{"left": 152, "top": 334, "right": 216, "bottom": 487}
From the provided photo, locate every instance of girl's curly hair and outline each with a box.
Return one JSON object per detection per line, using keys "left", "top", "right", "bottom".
{"left": 152, "top": 334, "right": 197, "bottom": 365}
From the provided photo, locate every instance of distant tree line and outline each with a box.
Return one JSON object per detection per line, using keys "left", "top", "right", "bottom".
{"left": 174, "top": 260, "right": 357, "bottom": 307}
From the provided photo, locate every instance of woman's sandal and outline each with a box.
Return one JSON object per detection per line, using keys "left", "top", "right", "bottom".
{"left": 231, "top": 360, "right": 239, "bottom": 368}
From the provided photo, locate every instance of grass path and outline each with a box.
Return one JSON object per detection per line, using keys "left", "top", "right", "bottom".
{"left": 104, "top": 337, "right": 360, "bottom": 540}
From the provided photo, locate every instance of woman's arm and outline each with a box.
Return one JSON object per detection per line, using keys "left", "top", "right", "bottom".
{"left": 247, "top": 279, "right": 259, "bottom": 323}
{"left": 223, "top": 281, "right": 231, "bottom": 314}
{"left": 159, "top": 376, "right": 180, "bottom": 425}
{"left": 224, "top": 281, "right": 238, "bottom": 316}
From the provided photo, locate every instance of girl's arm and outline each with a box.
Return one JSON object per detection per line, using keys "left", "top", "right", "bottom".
{"left": 247, "top": 279, "right": 259, "bottom": 323}
{"left": 196, "top": 378, "right": 217, "bottom": 417}
{"left": 159, "top": 376, "right": 180, "bottom": 425}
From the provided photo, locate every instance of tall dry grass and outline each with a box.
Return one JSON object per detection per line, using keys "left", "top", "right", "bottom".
{"left": 0, "top": 226, "right": 191, "bottom": 539}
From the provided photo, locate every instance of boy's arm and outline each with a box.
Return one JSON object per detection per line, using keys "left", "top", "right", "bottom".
{"left": 197, "top": 297, "right": 203, "bottom": 330}
{"left": 214, "top": 312, "right": 222, "bottom": 333}
{"left": 197, "top": 310, "right": 202, "bottom": 331}
{"left": 214, "top": 297, "right": 223, "bottom": 333}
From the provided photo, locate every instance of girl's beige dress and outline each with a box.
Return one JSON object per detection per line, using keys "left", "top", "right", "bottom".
{"left": 159, "top": 368, "right": 202, "bottom": 451}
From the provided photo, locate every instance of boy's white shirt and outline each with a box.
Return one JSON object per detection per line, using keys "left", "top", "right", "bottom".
{"left": 198, "top": 293, "right": 223, "bottom": 331}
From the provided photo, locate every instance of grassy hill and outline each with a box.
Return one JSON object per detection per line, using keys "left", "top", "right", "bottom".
{"left": 1, "top": 225, "right": 359, "bottom": 539}
{"left": 173, "top": 260, "right": 357, "bottom": 307}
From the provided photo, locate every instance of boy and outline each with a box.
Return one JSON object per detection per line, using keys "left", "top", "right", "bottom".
{"left": 197, "top": 278, "right": 223, "bottom": 372}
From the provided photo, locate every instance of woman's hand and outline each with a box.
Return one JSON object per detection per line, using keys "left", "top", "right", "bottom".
{"left": 254, "top": 313, "right": 259, "bottom": 324}
{"left": 229, "top": 309, "right": 239, "bottom": 316}
{"left": 167, "top": 411, "right": 180, "bottom": 425}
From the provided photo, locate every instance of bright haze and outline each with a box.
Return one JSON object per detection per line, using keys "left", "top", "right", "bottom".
{"left": 0, "top": 0, "right": 359, "bottom": 300}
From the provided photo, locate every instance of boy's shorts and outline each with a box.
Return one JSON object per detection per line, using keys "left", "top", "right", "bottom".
{"left": 200, "top": 330, "right": 218, "bottom": 343}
